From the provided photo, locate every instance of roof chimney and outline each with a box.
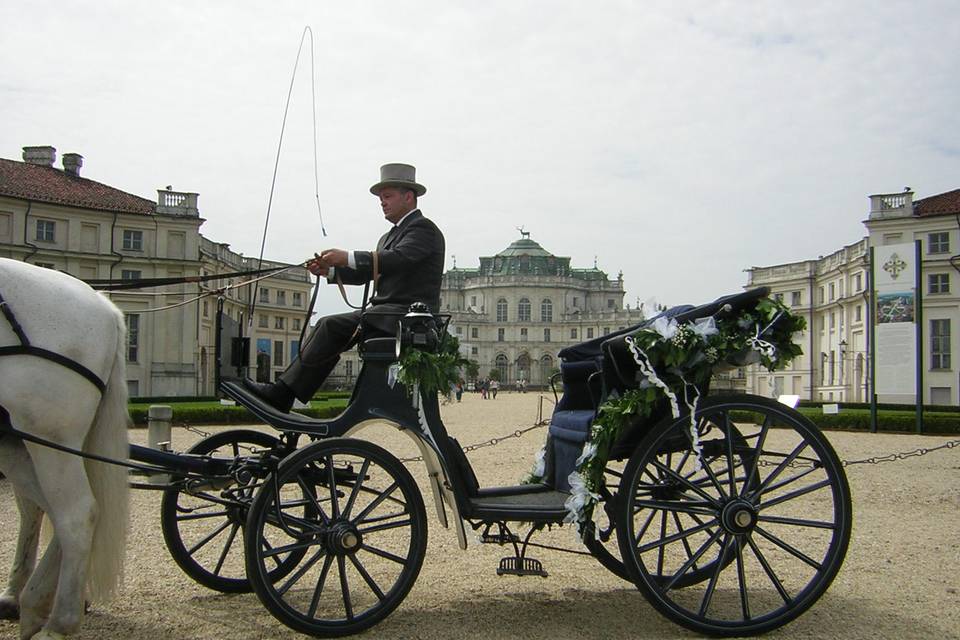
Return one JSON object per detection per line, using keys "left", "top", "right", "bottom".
{"left": 62, "top": 153, "right": 83, "bottom": 177}
{"left": 22, "top": 146, "right": 57, "bottom": 167}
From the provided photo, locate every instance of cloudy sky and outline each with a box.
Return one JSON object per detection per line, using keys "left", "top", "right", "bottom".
{"left": 2, "top": 1, "right": 958, "bottom": 316}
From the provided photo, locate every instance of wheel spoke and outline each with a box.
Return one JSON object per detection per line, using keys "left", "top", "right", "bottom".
{"left": 298, "top": 475, "right": 331, "bottom": 526}
{"left": 735, "top": 536, "right": 751, "bottom": 620}
{"left": 278, "top": 547, "right": 327, "bottom": 596}
{"left": 741, "top": 415, "right": 770, "bottom": 497}
{"left": 176, "top": 508, "right": 230, "bottom": 522}
{"left": 751, "top": 441, "right": 809, "bottom": 499}
{"left": 307, "top": 553, "right": 335, "bottom": 618}
{"left": 353, "top": 482, "right": 400, "bottom": 522}
{"left": 753, "top": 525, "right": 823, "bottom": 570}
{"left": 760, "top": 478, "right": 832, "bottom": 510}
{"left": 326, "top": 455, "right": 341, "bottom": 520}
{"left": 357, "top": 517, "right": 413, "bottom": 536}
{"left": 637, "top": 518, "right": 719, "bottom": 554}
{"left": 634, "top": 507, "right": 658, "bottom": 546}
{"left": 186, "top": 519, "right": 232, "bottom": 555}
{"left": 662, "top": 527, "right": 724, "bottom": 592}
{"left": 724, "top": 413, "right": 738, "bottom": 497}
{"left": 212, "top": 523, "right": 240, "bottom": 576}
{"left": 671, "top": 510, "right": 699, "bottom": 573}
{"left": 261, "top": 537, "right": 323, "bottom": 559}
{"left": 348, "top": 554, "right": 386, "bottom": 601}
{"left": 633, "top": 499, "right": 715, "bottom": 517}
{"left": 758, "top": 514, "right": 836, "bottom": 530}
{"left": 337, "top": 556, "right": 353, "bottom": 620}
{"left": 698, "top": 533, "right": 735, "bottom": 616}
{"left": 342, "top": 458, "right": 371, "bottom": 520}
{"left": 650, "top": 459, "right": 722, "bottom": 507}
{"left": 362, "top": 543, "right": 407, "bottom": 565}
{"left": 746, "top": 535, "right": 792, "bottom": 604}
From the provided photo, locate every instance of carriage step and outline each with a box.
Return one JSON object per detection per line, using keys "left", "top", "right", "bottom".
{"left": 479, "top": 531, "right": 520, "bottom": 544}
{"left": 497, "top": 556, "right": 548, "bottom": 578}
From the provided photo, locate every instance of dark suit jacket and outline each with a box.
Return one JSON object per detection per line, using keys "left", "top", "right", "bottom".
{"left": 330, "top": 209, "right": 445, "bottom": 331}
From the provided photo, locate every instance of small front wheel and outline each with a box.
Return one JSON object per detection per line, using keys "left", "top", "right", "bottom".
{"left": 245, "top": 438, "right": 427, "bottom": 637}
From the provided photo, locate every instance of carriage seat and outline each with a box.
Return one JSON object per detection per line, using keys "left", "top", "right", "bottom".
{"left": 543, "top": 359, "right": 604, "bottom": 491}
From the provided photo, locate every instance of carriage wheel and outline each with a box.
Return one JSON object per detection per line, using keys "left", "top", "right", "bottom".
{"left": 245, "top": 438, "right": 427, "bottom": 637}
{"left": 582, "top": 461, "right": 631, "bottom": 581}
{"left": 160, "top": 429, "right": 295, "bottom": 593}
{"left": 617, "top": 395, "right": 851, "bottom": 636}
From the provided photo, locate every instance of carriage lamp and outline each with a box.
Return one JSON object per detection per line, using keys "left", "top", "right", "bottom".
{"left": 395, "top": 302, "right": 440, "bottom": 358}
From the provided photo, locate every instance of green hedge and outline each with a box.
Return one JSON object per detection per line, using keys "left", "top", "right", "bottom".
{"left": 729, "top": 408, "right": 960, "bottom": 435}
{"left": 129, "top": 401, "right": 347, "bottom": 427}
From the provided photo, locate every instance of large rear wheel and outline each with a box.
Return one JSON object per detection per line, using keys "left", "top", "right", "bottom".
{"left": 617, "top": 395, "right": 851, "bottom": 636}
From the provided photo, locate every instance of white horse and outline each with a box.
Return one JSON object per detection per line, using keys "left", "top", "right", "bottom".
{"left": 0, "top": 258, "right": 129, "bottom": 640}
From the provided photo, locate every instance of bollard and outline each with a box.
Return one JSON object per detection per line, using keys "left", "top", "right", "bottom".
{"left": 147, "top": 405, "right": 172, "bottom": 484}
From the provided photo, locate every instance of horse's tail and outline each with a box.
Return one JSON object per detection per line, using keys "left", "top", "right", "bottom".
{"left": 83, "top": 307, "right": 131, "bottom": 602}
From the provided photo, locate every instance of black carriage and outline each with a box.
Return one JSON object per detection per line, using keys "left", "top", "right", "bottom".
{"left": 149, "top": 286, "right": 851, "bottom": 638}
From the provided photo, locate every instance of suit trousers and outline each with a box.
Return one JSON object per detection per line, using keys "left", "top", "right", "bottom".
{"left": 279, "top": 310, "right": 363, "bottom": 402}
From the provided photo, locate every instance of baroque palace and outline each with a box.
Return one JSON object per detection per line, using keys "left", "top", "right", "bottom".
{"left": 744, "top": 187, "right": 960, "bottom": 406}
{"left": 0, "top": 145, "right": 312, "bottom": 397}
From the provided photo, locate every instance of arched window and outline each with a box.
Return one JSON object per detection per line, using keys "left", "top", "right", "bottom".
{"left": 496, "top": 298, "right": 508, "bottom": 322}
{"left": 516, "top": 352, "right": 530, "bottom": 383}
{"left": 518, "top": 298, "right": 531, "bottom": 322}
{"left": 495, "top": 353, "right": 509, "bottom": 382}
{"left": 539, "top": 354, "right": 554, "bottom": 385}
{"left": 540, "top": 298, "right": 552, "bottom": 322}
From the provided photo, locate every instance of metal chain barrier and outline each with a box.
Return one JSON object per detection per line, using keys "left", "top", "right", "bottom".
{"left": 399, "top": 420, "right": 548, "bottom": 464}
{"left": 840, "top": 438, "right": 960, "bottom": 467}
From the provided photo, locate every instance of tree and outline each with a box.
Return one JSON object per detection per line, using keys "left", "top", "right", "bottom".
{"left": 464, "top": 359, "right": 480, "bottom": 381}
{"left": 487, "top": 368, "right": 501, "bottom": 381}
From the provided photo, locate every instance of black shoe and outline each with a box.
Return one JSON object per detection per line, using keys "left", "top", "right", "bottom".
{"left": 242, "top": 378, "right": 295, "bottom": 413}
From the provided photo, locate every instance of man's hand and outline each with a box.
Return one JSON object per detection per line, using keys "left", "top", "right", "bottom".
{"left": 320, "top": 248, "right": 349, "bottom": 268}
{"left": 307, "top": 253, "right": 330, "bottom": 277}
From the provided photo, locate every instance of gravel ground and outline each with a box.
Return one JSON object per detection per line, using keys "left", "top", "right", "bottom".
{"left": 1, "top": 392, "right": 959, "bottom": 639}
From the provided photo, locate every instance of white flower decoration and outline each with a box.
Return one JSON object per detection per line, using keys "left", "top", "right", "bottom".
{"left": 532, "top": 446, "right": 546, "bottom": 478}
{"left": 651, "top": 316, "right": 679, "bottom": 341}
{"left": 575, "top": 442, "right": 597, "bottom": 466}
{"left": 691, "top": 316, "right": 719, "bottom": 339}
{"left": 563, "top": 471, "right": 601, "bottom": 526}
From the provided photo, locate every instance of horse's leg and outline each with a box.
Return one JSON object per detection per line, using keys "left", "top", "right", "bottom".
{"left": 20, "top": 445, "right": 96, "bottom": 638}
{"left": 17, "top": 539, "right": 60, "bottom": 640}
{"left": 0, "top": 491, "right": 43, "bottom": 620}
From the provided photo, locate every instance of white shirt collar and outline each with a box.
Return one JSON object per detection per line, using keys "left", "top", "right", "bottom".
{"left": 393, "top": 208, "right": 419, "bottom": 228}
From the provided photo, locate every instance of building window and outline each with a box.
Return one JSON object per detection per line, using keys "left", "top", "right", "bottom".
{"left": 122, "top": 229, "right": 143, "bottom": 251}
{"left": 818, "top": 287, "right": 824, "bottom": 304}
{"left": 471, "top": 346, "right": 478, "bottom": 355}
{"left": 774, "top": 292, "right": 784, "bottom": 302}
{"left": 929, "top": 232, "right": 950, "bottom": 254}
{"left": 259, "top": 288, "right": 270, "bottom": 303}
{"left": 929, "top": 273, "right": 950, "bottom": 294}
{"left": 520, "top": 327, "right": 528, "bottom": 341}
{"left": 587, "top": 328, "right": 594, "bottom": 339}
{"left": 470, "top": 295, "right": 477, "bottom": 307}
{"left": 570, "top": 328, "right": 578, "bottom": 339}
{"left": 35, "top": 219, "right": 55, "bottom": 242}
{"left": 518, "top": 298, "right": 531, "bottom": 322}
{"left": 854, "top": 273, "right": 862, "bottom": 292}
{"left": 345, "top": 360, "right": 353, "bottom": 378}
{"left": 828, "top": 283, "right": 835, "bottom": 301}
{"left": 292, "top": 292, "right": 303, "bottom": 307}
{"left": 855, "top": 305, "right": 862, "bottom": 322}
{"left": 277, "top": 290, "right": 286, "bottom": 305}
{"left": 498, "top": 328, "right": 505, "bottom": 342}
{"left": 275, "top": 316, "right": 284, "bottom": 329}
{"left": 495, "top": 354, "right": 509, "bottom": 381}
{"left": 127, "top": 380, "right": 140, "bottom": 397}
{"left": 829, "top": 312, "right": 835, "bottom": 330}
{"left": 455, "top": 325, "right": 462, "bottom": 334}
{"left": 273, "top": 340, "right": 284, "bottom": 367}
{"left": 125, "top": 314, "right": 140, "bottom": 362}
{"left": 931, "top": 319, "right": 951, "bottom": 369}
{"left": 203, "top": 300, "right": 209, "bottom": 318}
{"left": 572, "top": 297, "right": 579, "bottom": 308}
{"left": 121, "top": 269, "right": 141, "bottom": 281}
{"left": 496, "top": 298, "right": 508, "bottom": 322}
{"left": 603, "top": 327, "right": 610, "bottom": 336}
{"left": 791, "top": 291, "right": 801, "bottom": 306}
{"left": 607, "top": 299, "right": 615, "bottom": 309}
{"left": 540, "top": 299, "right": 553, "bottom": 322}
{"left": 293, "top": 318, "right": 301, "bottom": 330}
{"left": 544, "top": 328, "right": 551, "bottom": 342}
{"left": 471, "top": 327, "right": 479, "bottom": 339}
{"left": 258, "top": 314, "right": 268, "bottom": 328}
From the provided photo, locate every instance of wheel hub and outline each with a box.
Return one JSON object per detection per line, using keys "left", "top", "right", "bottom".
{"left": 721, "top": 499, "right": 758, "bottom": 534}
{"left": 326, "top": 521, "right": 362, "bottom": 555}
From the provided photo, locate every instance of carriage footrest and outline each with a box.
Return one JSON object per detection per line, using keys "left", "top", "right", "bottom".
{"left": 480, "top": 531, "right": 520, "bottom": 544}
{"left": 497, "top": 556, "right": 548, "bottom": 578}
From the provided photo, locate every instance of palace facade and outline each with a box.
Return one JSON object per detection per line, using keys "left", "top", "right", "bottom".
{"left": 744, "top": 188, "right": 960, "bottom": 405}
{"left": 0, "top": 145, "right": 312, "bottom": 397}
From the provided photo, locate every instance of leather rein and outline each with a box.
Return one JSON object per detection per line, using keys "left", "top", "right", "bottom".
{"left": 0, "top": 291, "right": 106, "bottom": 393}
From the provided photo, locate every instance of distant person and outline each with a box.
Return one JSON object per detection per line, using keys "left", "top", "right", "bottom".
{"left": 242, "top": 164, "right": 444, "bottom": 412}
{"left": 490, "top": 378, "right": 499, "bottom": 399}
{"left": 455, "top": 380, "right": 463, "bottom": 402}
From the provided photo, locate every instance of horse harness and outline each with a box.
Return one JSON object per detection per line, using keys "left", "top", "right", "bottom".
{"left": 0, "top": 290, "right": 107, "bottom": 394}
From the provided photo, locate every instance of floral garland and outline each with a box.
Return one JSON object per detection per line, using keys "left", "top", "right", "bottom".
{"left": 396, "top": 334, "right": 470, "bottom": 396}
{"left": 524, "top": 297, "right": 806, "bottom": 536}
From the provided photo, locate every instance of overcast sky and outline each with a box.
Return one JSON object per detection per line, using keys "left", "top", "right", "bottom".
{"left": 2, "top": 1, "right": 958, "bottom": 317}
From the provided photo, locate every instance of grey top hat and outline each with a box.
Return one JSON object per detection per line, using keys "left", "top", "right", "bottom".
{"left": 370, "top": 163, "right": 427, "bottom": 197}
